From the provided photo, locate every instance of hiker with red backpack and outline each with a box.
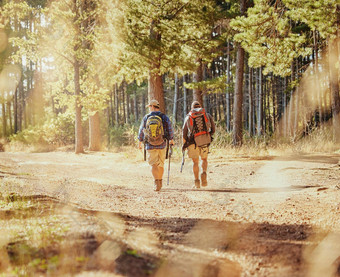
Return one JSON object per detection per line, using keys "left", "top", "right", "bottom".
{"left": 138, "top": 99, "right": 174, "bottom": 192}
{"left": 182, "top": 101, "right": 215, "bottom": 188}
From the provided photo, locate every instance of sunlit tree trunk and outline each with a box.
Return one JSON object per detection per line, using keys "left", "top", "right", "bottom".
{"left": 329, "top": 38, "right": 340, "bottom": 142}
{"left": 7, "top": 101, "right": 12, "bottom": 135}
{"left": 294, "top": 61, "right": 299, "bottom": 139}
{"left": 256, "top": 67, "right": 263, "bottom": 136}
{"left": 148, "top": 20, "right": 165, "bottom": 113}
{"left": 288, "top": 62, "right": 295, "bottom": 137}
{"left": 2, "top": 103, "right": 6, "bottom": 137}
{"left": 225, "top": 41, "right": 231, "bottom": 132}
{"left": 193, "top": 58, "right": 203, "bottom": 105}
{"left": 232, "top": 43, "right": 245, "bottom": 146}
{"left": 133, "top": 89, "right": 138, "bottom": 123}
{"left": 14, "top": 87, "right": 18, "bottom": 134}
{"left": 183, "top": 74, "right": 187, "bottom": 120}
{"left": 172, "top": 73, "right": 179, "bottom": 124}
{"left": 114, "top": 84, "right": 119, "bottom": 125}
{"left": 89, "top": 111, "right": 101, "bottom": 151}
{"left": 248, "top": 67, "right": 254, "bottom": 136}
{"left": 313, "top": 30, "right": 322, "bottom": 125}
{"left": 74, "top": 60, "right": 84, "bottom": 154}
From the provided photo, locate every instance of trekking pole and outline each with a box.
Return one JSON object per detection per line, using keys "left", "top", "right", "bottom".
{"left": 180, "top": 142, "right": 188, "bottom": 173}
{"left": 143, "top": 142, "right": 146, "bottom": 161}
{"left": 180, "top": 149, "right": 185, "bottom": 173}
{"left": 167, "top": 144, "right": 173, "bottom": 186}
{"left": 165, "top": 139, "right": 169, "bottom": 159}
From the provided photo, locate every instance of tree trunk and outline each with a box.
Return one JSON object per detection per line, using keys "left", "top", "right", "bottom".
{"left": 173, "top": 73, "right": 179, "bottom": 124}
{"left": 294, "top": 61, "right": 299, "bottom": 139}
{"left": 139, "top": 93, "right": 144, "bottom": 117}
{"left": 288, "top": 62, "right": 295, "bottom": 137}
{"left": 249, "top": 67, "right": 254, "bottom": 136}
{"left": 232, "top": 40, "right": 245, "bottom": 146}
{"left": 183, "top": 74, "right": 187, "bottom": 119}
{"left": 256, "top": 67, "right": 263, "bottom": 136}
{"left": 148, "top": 70, "right": 165, "bottom": 112}
{"left": 226, "top": 42, "right": 231, "bottom": 132}
{"left": 134, "top": 89, "right": 138, "bottom": 123}
{"left": 329, "top": 38, "right": 340, "bottom": 142}
{"left": 193, "top": 59, "right": 203, "bottom": 105}
{"left": 313, "top": 30, "right": 322, "bottom": 125}
{"left": 14, "top": 87, "right": 18, "bottom": 133}
{"left": 89, "top": 111, "right": 101, "bottom": 151}
{"left": 2, "top": 103, "right": 6, "bottom": 137}
{"left": 74, "top": 60, "right": 84, "bottom": 154}
{"left": 7, "top": 101, "right": 12, "bottom": 135}
{"left": 148, "top": 20, "right": 165, "bottom": 113}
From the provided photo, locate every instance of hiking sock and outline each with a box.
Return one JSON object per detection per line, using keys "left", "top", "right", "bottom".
{"left": 194, "top": 179, "right": 200, "bottom": 189}
{"left": 201, "top": 172, "right": 207, "bottom": 186}
{"left": 154, "top": 179, "right": 162, "bottom": 191}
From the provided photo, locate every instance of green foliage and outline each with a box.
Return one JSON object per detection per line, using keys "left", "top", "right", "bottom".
{"left": 42, "top": 112, "right": 75, "bottom": 145}
{"left": 9, "top": 112, "right": 74, "bottom": 147}
{"left": 121, "top": 0, "right": 221, "bottom": 80}
{"left": 184, "top": 75, "right": 227, "bottom": 94}
{"left": 283, "top": 0, "right": 338, "bottom": 39}
{"left": 230, "top": 0, "right": 312, "bottom": 76}
{"left": 108, "top": 124, "right": 139, "bottom": 148}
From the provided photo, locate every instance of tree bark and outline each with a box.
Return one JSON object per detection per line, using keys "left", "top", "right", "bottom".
{"left": 89, "top": 111, "right": 101, "bottom": 151}
{"left": 74, "top": 60, "right": 84, "bottom": 154}
{"left": 225, "top": 42, "right": 231, "bottom": 132}
{"left": 173, "top": 73, "right": 179, "bottom": 124}
{"left": 249, "top": 67, "right": 254, "bottom": 136}
{"left": 114, "top": 84, "right": 119, "bottom": 125}
{"left": 193, "top": 59, "right": 203, "bottom": 105}
{"left": 183, "top": 74, "right": 187, "bottom": 119}
{"left": 148, "top": 70, "right": 165, "bottom": 112}
{"left": 232, "top": 42, "right": 245, "bottom": 146}
{"left": 148, "top": 20, "right": 165, "bottom": 113}
{"left": 134, "top": 89, "right": 138, "bottom": 123}
{"left": 256, "top": 67, "right": 263, "bottom": 136}
{"left": 2, "top": 103, "right": 6, "bottom": 137}
{"left": 329, "top": 38, "right": 340, "bottom": 142}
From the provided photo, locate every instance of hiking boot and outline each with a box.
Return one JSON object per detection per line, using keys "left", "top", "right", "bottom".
{"left": 154, "top": 179, "right": 162, "bottom": 191}
{"left": 201, "top": 172, "right": 207, "bottom": 187}
{"left": 193, "top": 179, "right": 200, "bottom": 189}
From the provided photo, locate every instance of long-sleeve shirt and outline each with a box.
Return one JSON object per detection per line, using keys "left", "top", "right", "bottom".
{"left": 138, "top": 111, "right": 174, "bottom": 150}
{"left": 182, "top": 111, "right": 215, "bottom": 144}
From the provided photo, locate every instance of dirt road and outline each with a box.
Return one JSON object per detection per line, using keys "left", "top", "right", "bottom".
{"left": 1, "top": 149, "right": 340, "bottom": 276}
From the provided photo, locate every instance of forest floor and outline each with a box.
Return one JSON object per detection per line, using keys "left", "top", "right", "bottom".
{"left": 0, "top": 147, "right": 340, "bottom": 276}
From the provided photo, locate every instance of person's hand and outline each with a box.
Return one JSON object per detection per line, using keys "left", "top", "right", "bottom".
{"left": 138, "top": 141, "right": 143, "bottom": 149}
{"left": 169, "top": 139, "right": 174, "bottom": 146}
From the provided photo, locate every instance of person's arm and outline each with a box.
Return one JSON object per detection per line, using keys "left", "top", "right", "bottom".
{"left": 164, "top": 115, "right": 174, "bottom": 145}
{"left": 182, "top": 118, "right": 188, "bottom": 143}
{"left": 138, "top": 116, "right": 146, "bottom": 149}
{"left": 209, "top": 114, "right": 216, "bottom": 136}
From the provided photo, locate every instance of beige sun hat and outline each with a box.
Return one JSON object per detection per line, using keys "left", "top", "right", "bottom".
{"left": 147, "top": 99, "right": 160, "bottom": 108}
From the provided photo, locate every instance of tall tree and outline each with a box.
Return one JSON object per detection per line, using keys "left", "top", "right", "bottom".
{"left": 232, "top": 0, "right": 246, "bottom": 146}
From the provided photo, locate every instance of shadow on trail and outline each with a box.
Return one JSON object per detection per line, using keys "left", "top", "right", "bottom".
{"left": 164, "top": 185, "right": 320, "bottom": 193}
{"left": 275, "top": 154, "right": 340, "bottom": 165}
{"left": 1, "top": 195, "right": 339, "bottom": 277}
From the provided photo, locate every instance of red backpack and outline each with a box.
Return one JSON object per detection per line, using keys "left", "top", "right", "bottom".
{"left": 187, "top": 108, "right": 212, "bottom": 147}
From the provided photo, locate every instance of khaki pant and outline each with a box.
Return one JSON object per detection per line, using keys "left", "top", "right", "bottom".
{"left": 147, "top": 148, "right": 166, "bottom": 167}
{"left": 187, "top": 144, "right": 209, "bottom": 159}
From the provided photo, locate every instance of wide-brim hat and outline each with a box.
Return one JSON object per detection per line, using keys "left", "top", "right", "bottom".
{"left": 147, "top": 99, "right": 160, "bottom": 108}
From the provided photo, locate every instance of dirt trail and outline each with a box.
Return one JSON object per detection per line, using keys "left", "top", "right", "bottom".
{"left": 0, "top": 150, "right": 340, "bottom": 276}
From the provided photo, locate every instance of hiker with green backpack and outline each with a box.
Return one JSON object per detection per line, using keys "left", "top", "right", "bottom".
{"left": 138, "top": 99, "right": 174, "bottom": 192}
{"left": 182, "top": 101, "right": 215, "bottom": 189}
